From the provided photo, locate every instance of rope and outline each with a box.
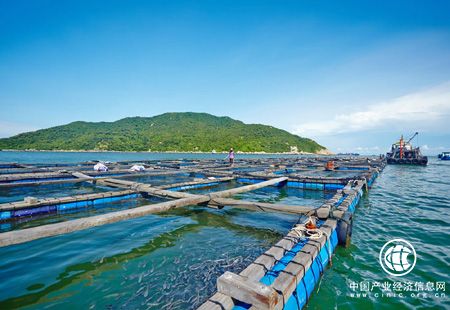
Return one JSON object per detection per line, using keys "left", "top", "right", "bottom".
{"left": 292, "top": 216, "right": 333, "bottom": 267}
{"left": 292, "top": 216, "right": 323, "bottom": 239}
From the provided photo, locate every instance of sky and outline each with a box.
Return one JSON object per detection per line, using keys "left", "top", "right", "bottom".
{"left": 0, "top": 0, "right": 449, "bottom": 154}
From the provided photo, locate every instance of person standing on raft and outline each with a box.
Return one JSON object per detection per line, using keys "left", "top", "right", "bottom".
{"left": 227, "top": 148, "right": 235, "bottom": 166}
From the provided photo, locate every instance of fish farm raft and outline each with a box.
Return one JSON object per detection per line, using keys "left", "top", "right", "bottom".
{"left": 0, "top": 156, "right": 385, "bottom": 309}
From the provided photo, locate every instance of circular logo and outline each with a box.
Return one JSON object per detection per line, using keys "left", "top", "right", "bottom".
{"left": 379, "top": 238, "right": 416, "bottom": 277}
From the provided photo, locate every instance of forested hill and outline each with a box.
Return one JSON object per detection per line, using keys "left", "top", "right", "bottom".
{"left": 0, "top": 112, "right": 326, "bottom": 153}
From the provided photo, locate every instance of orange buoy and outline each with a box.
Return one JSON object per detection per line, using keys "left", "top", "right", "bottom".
{"left": 305, "top": 218, "right": 317, "bottom": 229}
{"left": 325, "top": 160, "right": 335, "bottom": 171}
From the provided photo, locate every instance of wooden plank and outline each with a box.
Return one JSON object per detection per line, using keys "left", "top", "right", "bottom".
{"left": 209, "top": 198, "right": 313, "bottom": 215}
{"left": 71, "top": 171, "right": 95, "bottom": 184}
{"left": 71, "top": 171, "right": 94, "bottom": 180}
{"left": 97, "top": 178, "right": 138, "bottom": 187}
{"left": 157, "top": 176, "right": 234, "bottom": 190}
{"left": 135, "top": 184, "right": 199, "bottom": 199}
{"left": 217, "top": 271, "right": 282, "bottom": 310}
{"left": 209, "top": 177, "right": 287, "bottom": 199}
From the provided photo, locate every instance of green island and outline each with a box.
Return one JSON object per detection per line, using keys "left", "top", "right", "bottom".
{"left": 0, "top": 112, "right": 326, "bottom": 153}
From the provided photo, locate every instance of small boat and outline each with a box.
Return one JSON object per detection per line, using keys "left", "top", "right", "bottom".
{"left": 439, "top": 152, "right": 450, "bottom": 160}
{"left": 386, "top": 132, "right": 428, "bottom": 166}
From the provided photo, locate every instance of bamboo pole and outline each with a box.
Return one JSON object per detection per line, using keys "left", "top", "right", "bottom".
{"left": 208, "top": 177, "right": 287, "bottom": 199}
{"left": 209, "top": 198, "right": 312, "bottom": 215}
{"left": 157, "top": 176, "right": 234, "bottom": 190}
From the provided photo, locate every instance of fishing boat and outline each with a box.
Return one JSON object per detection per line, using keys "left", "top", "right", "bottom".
{"left": 438, "top": 152, "right": 450, "bottom": 160}
{"left": 386, "top": 132, "right": 428, "bottom": 166}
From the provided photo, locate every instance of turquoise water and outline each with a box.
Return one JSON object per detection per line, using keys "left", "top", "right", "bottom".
{"left": 0, "top": 152, "right": 448, "bottom": 309}
{"left": 0, "top": 207, "right": 296, "bottom": 309}
{"left": 307, "top": 158, "right": 450, "bottom": 309}
{"left": 235, "top": 187, "right": 334, "bottom": 208}
{"left": 0, "top": 151, "right": 303, "bottom": 164}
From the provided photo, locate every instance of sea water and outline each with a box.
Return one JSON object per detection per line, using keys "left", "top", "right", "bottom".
{"left": 0, "top": 152, "right": 448, "bottom": 309}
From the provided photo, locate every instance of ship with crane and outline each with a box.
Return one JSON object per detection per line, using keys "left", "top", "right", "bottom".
{"left": 386, "top": 132, "right": 428, "bottom": 166}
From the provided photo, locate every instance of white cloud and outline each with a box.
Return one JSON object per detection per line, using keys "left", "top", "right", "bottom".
{"left": 0, "top": 121, "right": 39, "bottom": 138}
{"left": 294, "top": 82, "right": 450, "bottom": 136}
{"left": 419, "top": 144, "right": 448, "bottom": 154}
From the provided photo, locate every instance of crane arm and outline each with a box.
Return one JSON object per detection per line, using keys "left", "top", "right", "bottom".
{"left": 407, "top": 132, "right": 418, "bottom": 143}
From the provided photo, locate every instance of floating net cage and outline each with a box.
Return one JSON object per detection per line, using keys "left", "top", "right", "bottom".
{"left": 0, "top": 157, "right": 384, "bottom": 309}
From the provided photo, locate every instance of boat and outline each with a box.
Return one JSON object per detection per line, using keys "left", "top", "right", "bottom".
{"left": 439, "top": 152, "right": 450, "bottom": 160}
{"left": 386, "top": 132, "right": 428, "bottom": 166}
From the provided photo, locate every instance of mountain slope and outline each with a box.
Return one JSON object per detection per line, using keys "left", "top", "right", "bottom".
{"left": 0, "top": 112, "right": 325, "bottom": 153}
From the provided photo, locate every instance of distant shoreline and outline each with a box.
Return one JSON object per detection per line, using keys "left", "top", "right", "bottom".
{"left": 0, "top": 149, "right": 333, "bottom": 156}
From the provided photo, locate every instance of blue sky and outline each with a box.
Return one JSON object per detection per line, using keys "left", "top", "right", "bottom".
{"left": 1, "top": 0, "right": 449, "bottom": 154}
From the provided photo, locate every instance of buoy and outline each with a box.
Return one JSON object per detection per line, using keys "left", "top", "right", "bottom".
{"left": 336, "top": 211, "right": 353, "bottom": 247}
{"left": 305, "top": 216, "right": 317, "bottom": 229}
{"left": 325, "top": 160, "right": 335, "bottom": 171}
